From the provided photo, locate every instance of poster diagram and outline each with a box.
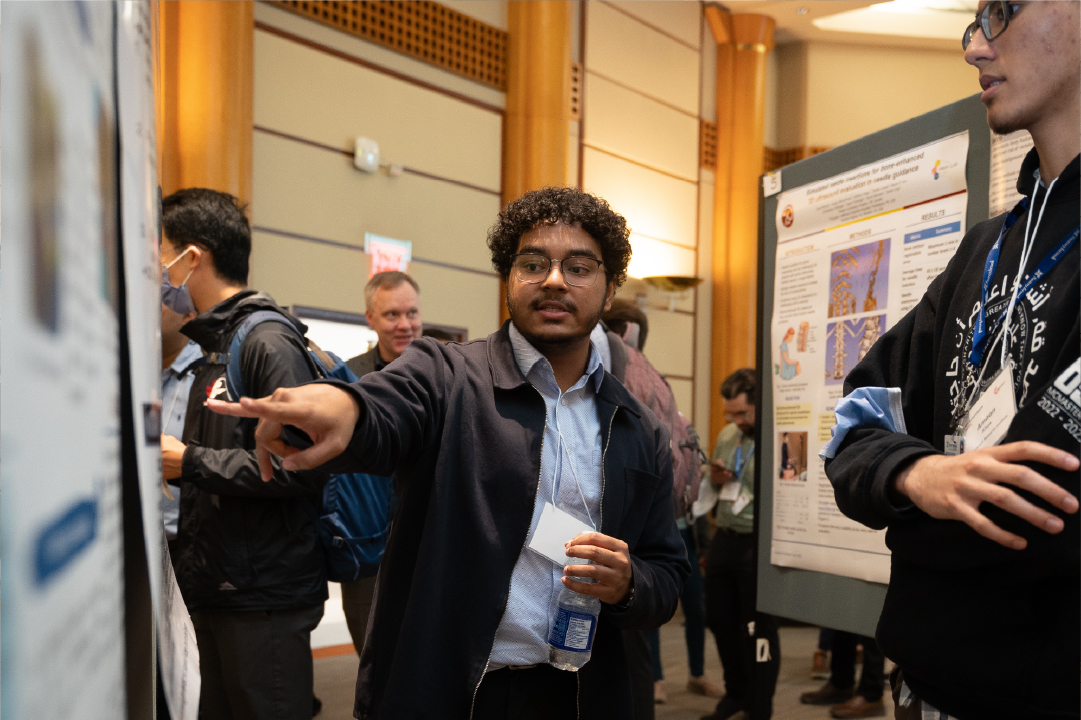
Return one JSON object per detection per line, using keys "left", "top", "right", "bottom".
{"left": 828, "top": 239, "right": 889, "bottom": 318}
{"left": 825, "top": 315, "right": 887, "bottom": 385}
{"left": 769, "top": 132, "right": 969, "bottom": 584}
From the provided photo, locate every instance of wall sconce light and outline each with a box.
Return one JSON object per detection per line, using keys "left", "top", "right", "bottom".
{"left": 643, "top": 275, "right": 703, "bottom": 311}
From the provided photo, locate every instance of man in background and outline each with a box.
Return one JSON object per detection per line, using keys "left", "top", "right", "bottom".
{"left": 160, "top": 303, "right": 200, "bottom": 553}
{"left": 703, "top": 369, "right": 779, "bottom": 720}
{"left": 346, "top": 271, "right": 422, "bottom": 377}
{"left": 340, "top": 270, "right": 423, "bottom": 656}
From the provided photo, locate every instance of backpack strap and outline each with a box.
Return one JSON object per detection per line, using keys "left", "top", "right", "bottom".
{"left": 218, "top": 310, "right": 300, "bottom": 400}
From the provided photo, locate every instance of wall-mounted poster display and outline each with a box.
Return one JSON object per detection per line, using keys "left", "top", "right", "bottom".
{"left": 769, "top": 132, "right": 970, "bottom": 583}
{"left": 1, "top": 4, "right": 128, "bottom": 718}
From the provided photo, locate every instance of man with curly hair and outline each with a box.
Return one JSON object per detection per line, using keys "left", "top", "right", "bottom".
{"left": 211, "top": 186, "right": 690, "bottom": 719}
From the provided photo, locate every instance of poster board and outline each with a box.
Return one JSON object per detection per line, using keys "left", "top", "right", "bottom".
{"left": 756, "top": 94, "right": 995, "bottom": 636}
{"left": 1, "top": 4, "right": 129, "bottom": 717}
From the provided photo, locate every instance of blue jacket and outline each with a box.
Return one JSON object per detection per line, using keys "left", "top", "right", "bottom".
{"left": 323, "top": 321, "right": 690, "bottom": 719}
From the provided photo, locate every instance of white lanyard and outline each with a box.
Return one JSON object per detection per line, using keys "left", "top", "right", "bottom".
{"left": 552, "top": 395, "right": 596, "bottom": 531}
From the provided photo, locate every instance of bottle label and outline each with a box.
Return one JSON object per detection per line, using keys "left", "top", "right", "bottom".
{"left": 548, "top": 607, "right": 596, "bottom": 652}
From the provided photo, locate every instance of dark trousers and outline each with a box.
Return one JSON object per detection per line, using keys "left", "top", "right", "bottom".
{"left": 648, "top": 525, "right": 707, "bottom": 681}
{"left": 191, "top": 604, "right": 324, "bottom": 720}
{"left": 472, "top": 665, "right": 577, "bottom": 720}
{"left": 340, "top": 575, "right": 378, "bottom": 654}
{"left": 704, "top": 530, "right": 780, "bottom": 720}
{"left": 623, "top": 628, "right": 655, "bottom": 720}
{"left": 830, "top": 630, "right": 884, "bottom": 702}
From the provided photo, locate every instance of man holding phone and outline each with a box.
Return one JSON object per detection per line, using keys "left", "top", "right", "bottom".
{"left": 702, "top": 369, "right": 779, "bottom": 720}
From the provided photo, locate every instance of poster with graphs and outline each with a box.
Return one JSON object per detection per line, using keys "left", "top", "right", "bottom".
{"left": 768, "top": 132, "right": 970, "bottom": 583}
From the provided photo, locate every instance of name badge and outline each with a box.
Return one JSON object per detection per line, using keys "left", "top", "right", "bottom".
{"left": 527, "top": 502, "right": 594, "bottom": 566}
{"left": 731, "top": 492, "right": 751, "bottom": 516}
{"left": 719, "top": 479, "right": 741, "bottom": 502}
{"left": 962, "top": 364, "right": 1017, "bottom": 453}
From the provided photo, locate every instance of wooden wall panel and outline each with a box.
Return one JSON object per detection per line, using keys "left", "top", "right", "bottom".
{"left": 584, "top": 74, "right": 698, "bottom": 182}
{"left": 251, "top": 229, "right": 369, "bottom": 313}
{"left": 584, "top": 2, "right": 699, "bottom": 115}
{"left": 642, "top": 309, "right": 694, "bottom": 377}
{"left": 582, "top": 147, "right": 697, "bottom": 250}
{"left": 251, "top": 230, "right": 499, "bottom": 341}
{"left": 253, "top": 131, "right": 498, "bottom": 273}
{"left": 605, "top": 1, "right": 700, "bottom": 49}
{"left": 667, "top": 378, "right": 694, "bottom": 426}
{"left": 254, "top": 2, "right": 506, "bottom": 109}
{"left": 254, "top": 29, "right": 501, "bottom": 192}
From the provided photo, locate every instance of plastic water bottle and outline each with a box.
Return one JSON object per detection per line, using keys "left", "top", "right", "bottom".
{"left": 548, "top": 580, "right": 600, "bottom": 671}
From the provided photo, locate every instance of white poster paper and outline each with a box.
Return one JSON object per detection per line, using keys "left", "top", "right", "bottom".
{"left": 770, "top": 132, "right": 970, "bottom": 584}
{"left": 159, "top": 532, "right": 202, "bottom": 720}
{"left": 1, "top": 4, "right": 128, "bottom": 718}
{"left": 118, "top": 0, "right": 165, "bottom": 623}
{"left": 988, "top": 129, "right": 1034, "bottom": 218}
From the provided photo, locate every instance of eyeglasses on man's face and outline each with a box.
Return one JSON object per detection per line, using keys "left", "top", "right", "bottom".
{"left": 962, "top": 1, "right": 1022, "bottom": 50}
{"left": 511, "top": 253, "right": 605, "bottom": 288}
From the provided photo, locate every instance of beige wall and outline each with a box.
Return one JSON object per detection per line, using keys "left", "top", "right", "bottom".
{"left": 250, "top": 2, "right": 504, "bottom": 345}
{"left": 772, "top": 40, "right": 977, "bottom": 149}
{"left": 578, "top": 0, "right": 712, "bottom": 432}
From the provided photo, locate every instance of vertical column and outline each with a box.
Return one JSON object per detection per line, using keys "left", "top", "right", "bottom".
{"left": 157, "top": 0, "right": 254, "bottom": 207}
{"left": 501, "top": 0, "right": 572, "bottom": 324}
{"left": 706, "top": 5, "right": 775, "bottom": 443}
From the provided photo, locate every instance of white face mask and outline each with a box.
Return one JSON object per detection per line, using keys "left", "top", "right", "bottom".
{"left": 161, "top": 247, "right": 196, "bottom": 315}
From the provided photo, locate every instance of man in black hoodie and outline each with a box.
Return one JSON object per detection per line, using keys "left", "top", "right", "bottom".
{"left": 159, "top": 188, "right": 326, "bottom": 720}
{"left": 823, "top": 3, "right": 1080, "bottom": 719}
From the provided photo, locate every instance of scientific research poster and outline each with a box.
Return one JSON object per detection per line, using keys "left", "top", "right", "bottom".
{"left": 1, "top": 4, "right": 128, "bottom": 718}
{"left": 118, "top": 0, "right": 165, "bottom": 620}
{"left": 769, "top": 132, "right": 970, "bottom": 583}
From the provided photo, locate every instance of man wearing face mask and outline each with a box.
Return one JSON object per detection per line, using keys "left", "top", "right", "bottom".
{"left": 823, "top": 3, "right": 1080, "bottom": 719}
{"left": 159, "top": 188, "right": 328, "bottom": 720}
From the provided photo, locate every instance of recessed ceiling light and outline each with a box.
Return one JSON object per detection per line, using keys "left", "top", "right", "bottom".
{"left": 813, "top": 0, "right": 976, "bottom": 40}
{"left": 797, "top": 7, "right": 809, "bottom": 14}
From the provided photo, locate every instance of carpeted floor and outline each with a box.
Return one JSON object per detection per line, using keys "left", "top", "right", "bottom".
{"left": 313, "top": 612, "right": 895, "bottom": 719}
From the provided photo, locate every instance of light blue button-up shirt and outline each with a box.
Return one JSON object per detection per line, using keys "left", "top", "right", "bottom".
{"left": 161, "top": 340, "right": 203, "bottom": 539}
{"left": 487, "top": 323, "right": 606, "bottom": 669}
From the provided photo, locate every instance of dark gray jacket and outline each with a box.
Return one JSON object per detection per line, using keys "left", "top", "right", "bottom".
{"left": 323, "top": 322, "right": 690, "bottom": 719}
{"left": 346, "top": 344, "right": 386, "bottom": 379}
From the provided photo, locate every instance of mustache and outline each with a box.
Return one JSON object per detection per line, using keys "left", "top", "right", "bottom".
{"left": 530, "top": 295, "right": 578, "bottom": 313}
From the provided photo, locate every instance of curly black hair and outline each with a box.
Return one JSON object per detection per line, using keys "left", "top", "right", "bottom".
{"left": 487, "top": 187, "right": 632, "bottom": 287}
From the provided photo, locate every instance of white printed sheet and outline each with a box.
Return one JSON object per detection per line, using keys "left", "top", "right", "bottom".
{"left": 769, "top": 132, "right": 970, "bottom": 584}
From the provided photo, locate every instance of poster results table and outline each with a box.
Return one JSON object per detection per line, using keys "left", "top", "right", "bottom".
{"left": 767, "top": 132, "right": 970, "bottom": 584}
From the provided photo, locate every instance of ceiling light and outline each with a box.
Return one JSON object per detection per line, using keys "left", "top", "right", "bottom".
{"left": 813, "top": 0, "right": 977, "bottom": 40}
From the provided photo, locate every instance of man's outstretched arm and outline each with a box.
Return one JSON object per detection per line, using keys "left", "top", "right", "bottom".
{"left": 208, "top": 383, "right": 361, "bottom": 481}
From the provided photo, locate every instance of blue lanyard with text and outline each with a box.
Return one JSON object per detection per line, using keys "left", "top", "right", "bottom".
{"left": 733, "top": 442, "right": 754, "bottom": 479}
{"left": 969, "top": 199, "right": 1079, "bottom": 366}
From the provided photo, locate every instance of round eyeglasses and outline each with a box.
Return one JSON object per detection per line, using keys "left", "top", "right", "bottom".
{"left": 511, "top": 253, "right": 604, "bottom": 287}
{"left": 962, "top": 2, "right": 1021, "bottom": 50}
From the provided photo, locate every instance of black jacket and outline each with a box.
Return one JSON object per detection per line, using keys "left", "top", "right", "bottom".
{"left": 177, "top": 290, "right": 328, "bottom": 612}
{"left": 322, "top": 322, "right": 690, "bottom": 719}
{"left": 826, "top": 151, "right": 1080, "bottom": 719}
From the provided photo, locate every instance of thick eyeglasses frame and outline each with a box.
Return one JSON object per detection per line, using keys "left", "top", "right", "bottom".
{"left": 962, "top": 1, "right": 1022, "bottom": 50}
{"left": 510, "top": 253, "right": 605, "bottom": 287}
